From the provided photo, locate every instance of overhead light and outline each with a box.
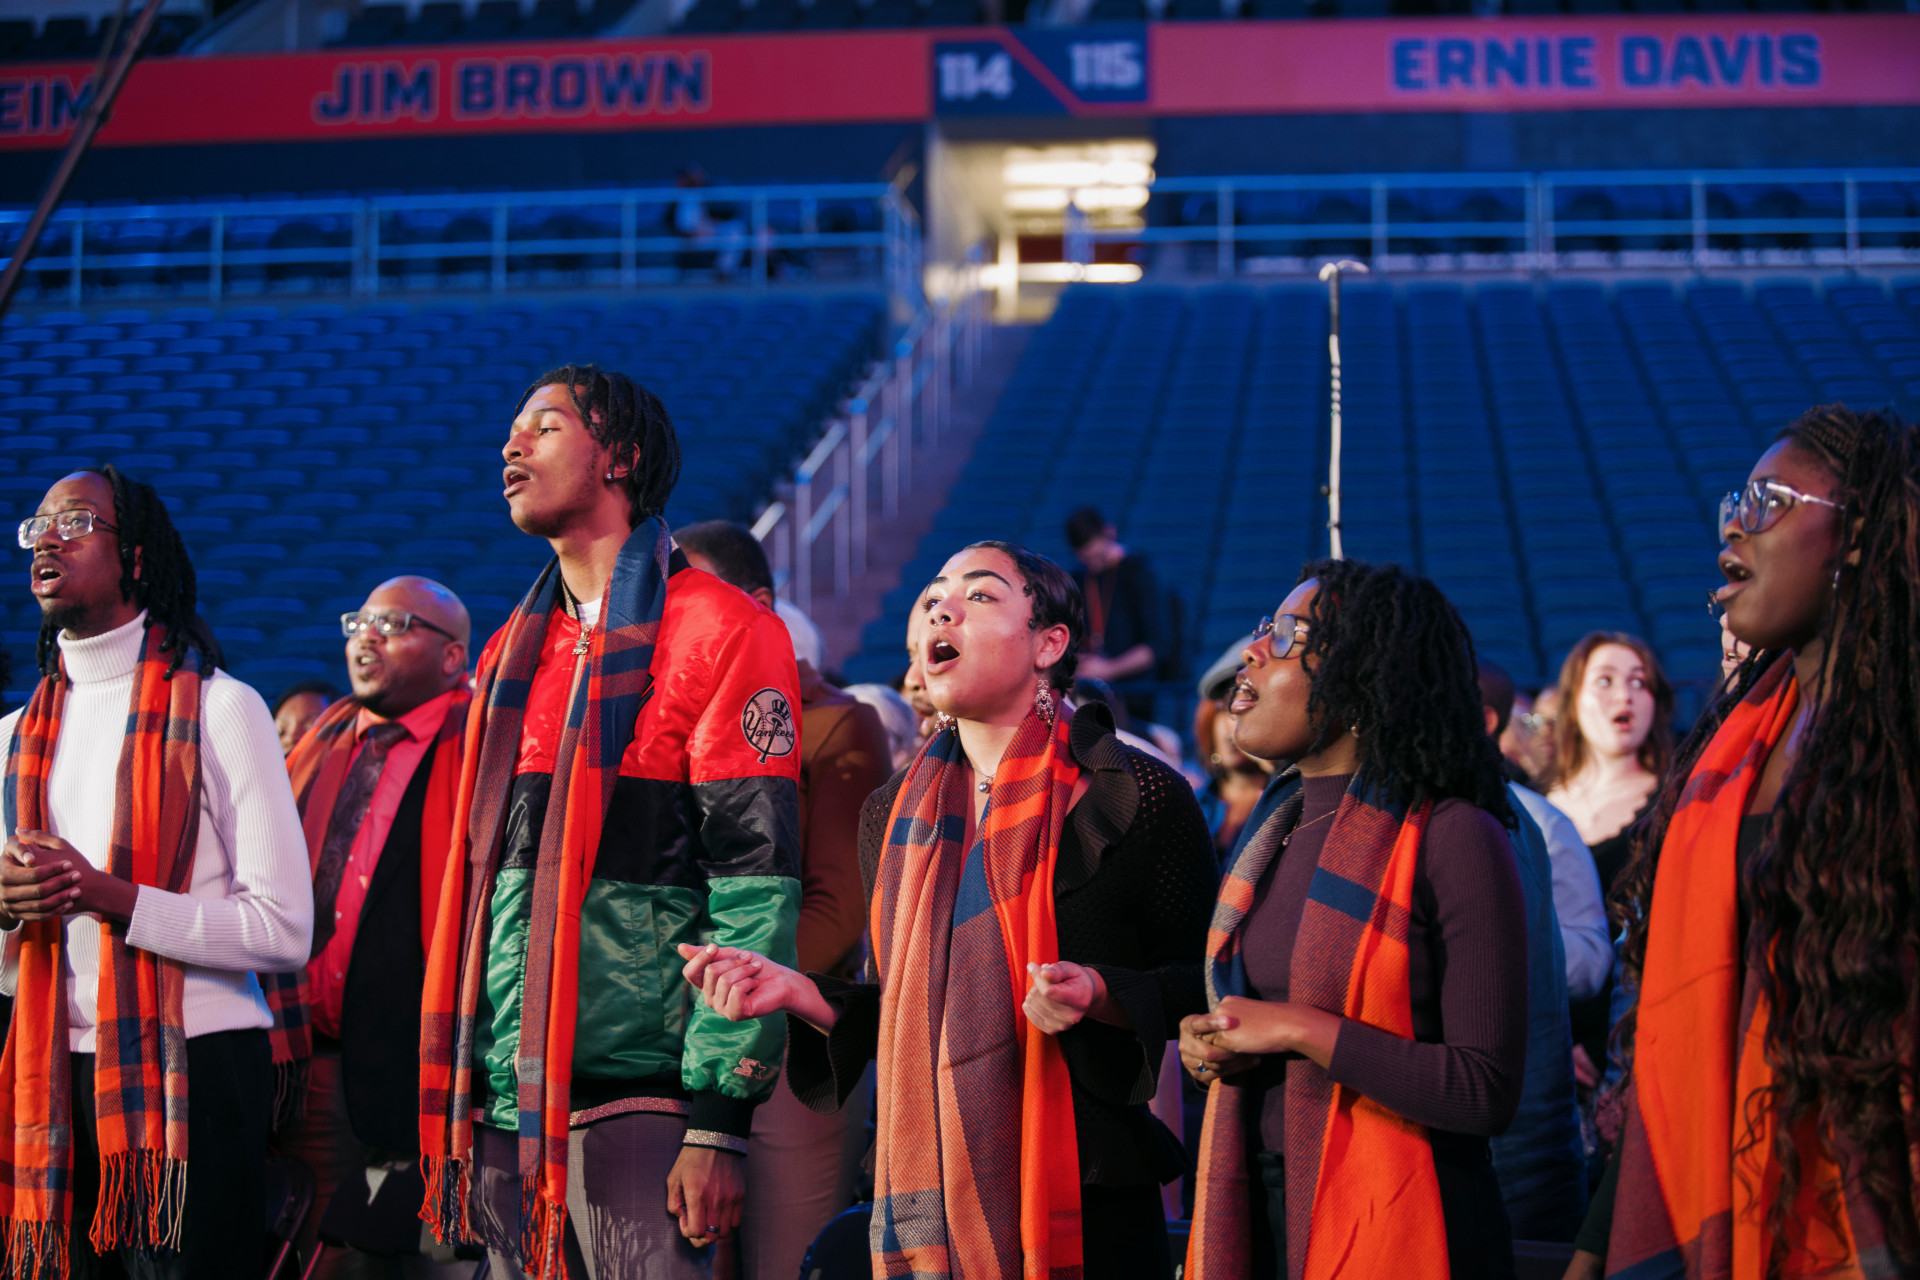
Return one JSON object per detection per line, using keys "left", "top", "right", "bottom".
{"left": 1072, "top": 185, "right": 1150, "bottom": 212}
{"left": 1101, "top": 161, "right": 1153, "bottom": 185}
{"left": 1017, "top": 263, "right": 1144, "bottom": 283}
{"left": 1004, "top": 161, "right": 1107, "bottom": 188}
{"left": 1004, "top": 188, "right": 1071, "bottom": 212}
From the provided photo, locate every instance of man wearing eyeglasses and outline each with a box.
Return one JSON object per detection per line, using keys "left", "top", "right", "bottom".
{"left": 275, "top": 576, "right": 473, "bottom": 1280}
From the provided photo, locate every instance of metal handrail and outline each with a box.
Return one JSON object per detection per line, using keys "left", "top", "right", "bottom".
{"left": 1110, "top": 167, "right": 1920, "bottom": 275}
{"left": 0, "top": 180, "right": 920, "bottom": 302}
{"left": 757, "top": 242, "right": 990, "bottom": 619}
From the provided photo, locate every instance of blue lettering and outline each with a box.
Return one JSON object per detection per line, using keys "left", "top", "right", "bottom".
{"left": 1758, "top": 33, "right": 1774, "bottom": 86}
{"left": 361, "top": 68, "right": 375, "bottom": 116}
{"left": 1537, "top": 38, "right": 1552, "bottom": 86}
{"left": 1709, "top": 35, "right": 1750, "bottom": 85}
{"left": 1780, "top": 32, "right": 1819, "bottom": 86}
{"left": 1392, "top": 39, "right": 1425, "bottom": 90}
{"left": 1485, "top": 39, "right": 1526, "bottom": 88}
{"left": 1436, "top": 39, "right": 1474, "bottom": 88}
{"left": 504, "top": 62, "right": 541, "bottom": 112}
{"left": 662, "top": 53, "right": 706, "bottom": 110}
{"left": 595, "top": 56, "right": 656, "bottom": 109}
{"left": 458, "top": 63, "right": 495, "bottom": 115}
{"left": 382, "top": 64, "right": 433, "bottom": 118}
{"left": 49, "top": 79, "right": 91, "bottom": 130}
{"left": 1560, "top": 36, "right": 1595, "bottom": 88}
{"left": 29, "top": 79, "right": 42, "bottom": 130}
{"left": 315, "top": 66, "right": 354, "bottom": 120}
{"left": 1621, "top": 36, "right": 1661, "bottom": 87}
{"left": 551, "top": 60, "right": 587, "bottom": 110}
{"left": 1668, "top": 36, "right": 1709, "bottom": 86}
{"left": 0, "top": 83, "right": 19, "bottom": 132}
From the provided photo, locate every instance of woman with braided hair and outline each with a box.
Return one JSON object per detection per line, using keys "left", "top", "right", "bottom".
{"left": 1180, "top": 558, "right": 1528, "bottom": 1280}
{"left": 1567, "top": 404, "right": 1920, "bottom": 1279}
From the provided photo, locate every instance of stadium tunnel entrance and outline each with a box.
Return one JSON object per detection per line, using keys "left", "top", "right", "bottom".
{"left": 925, "top": 135, "right": 1153, "bottom": 322}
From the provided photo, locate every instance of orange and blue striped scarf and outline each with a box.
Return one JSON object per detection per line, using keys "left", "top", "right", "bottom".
{"left": 1608, "top": 656, "right": 1906, "bottom": 1279}
{"left": 1187, "top": 770, "right": 1450, "bottom": 1280}
{"left": 263, "top": 688, "right": 471, "bottom": 1128}
{"left": 419, "top": 519, "right": 669, "bottom": 1280}
{"left": 870, "top": 706, "right": 1083, "bottom": 1279}
{"left": 0, "top": 625, "right": 203, "bottom": 1279}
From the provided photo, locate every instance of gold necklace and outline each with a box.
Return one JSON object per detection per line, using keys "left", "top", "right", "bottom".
{"left": 1282, "top": 808, "right": 1336, "bottom": 848}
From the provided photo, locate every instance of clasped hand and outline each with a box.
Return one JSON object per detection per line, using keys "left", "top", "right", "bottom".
{"left": 0, "top": 832, "right": 136, "bottom": 925}
{"left": 676, "top": 945, "right": 1106, "bottom": 1037}
{"left": 1179, "top": 996, "right": 1341, "bottom": 1082}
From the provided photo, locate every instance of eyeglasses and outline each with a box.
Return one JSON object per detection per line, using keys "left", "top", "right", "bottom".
{"left": 17, "top": 509, "right": 120, "bottom": 550}
{"left": 1717, "top": 478, "right": 1841, "bottom": 537}
{"left": 341, "top": 610, "right": 458, "bottom": 641}
{"left": 1517, "top": 711, "right": 1555, "bottom": 734}
{"left": 1251, "top": 613, "right": 1311, "bottom": 661}
{"left": 1707, "top": 588, "right": 1727, "bottom": 622}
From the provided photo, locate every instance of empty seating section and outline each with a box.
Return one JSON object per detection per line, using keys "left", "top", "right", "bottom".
{"left": 0, "top": 292, "right": 883, "bottom": 695}
{"left": 846, "top": 275, "right": 1920, "bottom": 694}
{"left": 0, "top": 12, "right": 201, "bottom": 60}
{"left": 674, "top": 0, "right": 983, "bottom": 31}
{"left": 332, "top": 0, "right": 636, "bottom": 46}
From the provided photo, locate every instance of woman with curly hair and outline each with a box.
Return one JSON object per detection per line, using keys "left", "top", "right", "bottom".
{"left": 1180, "top": 559, "right": 1528, "bottom": 1280}
{"left": 1567, "top": 404, "right": 1920, "bottom": 1279}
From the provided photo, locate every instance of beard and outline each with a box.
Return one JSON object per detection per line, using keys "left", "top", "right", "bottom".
{"left": 40, "top": 596, "right": 94, "bottom": 636}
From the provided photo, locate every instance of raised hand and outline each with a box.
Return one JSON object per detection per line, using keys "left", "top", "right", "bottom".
{"left": 676, "top": 943, "right": 839, "bottom": 1033}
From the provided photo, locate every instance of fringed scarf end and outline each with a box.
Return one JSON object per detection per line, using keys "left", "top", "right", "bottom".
{"left": 419, "top": 1155, "right": 476, "bottom": 1246}
{"left": 519, "top": 1184, "right": 567, "bottom": 1280}
{"left": 87, "top": 1150, "right": 187, "bottom": 1257}
{"left": 3, "top": 1216, "right": 69, "bottom": 1280}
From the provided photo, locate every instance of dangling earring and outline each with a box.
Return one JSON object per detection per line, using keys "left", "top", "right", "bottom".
{"left": 1035, "top": 678, "right": 1056, "bottom": 724}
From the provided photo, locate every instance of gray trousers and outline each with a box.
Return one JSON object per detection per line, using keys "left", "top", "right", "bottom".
{"left": 472, "top": 1114, "right": 712, "bottom": 1280}
{"left": 739, "top": 1068, "right": 871, "bottom": 1280}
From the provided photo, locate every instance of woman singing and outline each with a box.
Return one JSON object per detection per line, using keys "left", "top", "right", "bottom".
{"left": 1181, "top": 559, "right": 1528, "bottom": 1280}
{"left": 1568, "top": 405, "right": 1920, "bottom": 1279}
{"left": 680, "top": 541, "right": 1218, "bottom": 1279}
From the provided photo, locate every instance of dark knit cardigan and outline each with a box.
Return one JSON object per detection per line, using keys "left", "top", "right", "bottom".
{"left": 783, "top": 704, "right": 1220, "bottom": 1186}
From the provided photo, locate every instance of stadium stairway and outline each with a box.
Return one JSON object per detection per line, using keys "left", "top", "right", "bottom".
{"left": 841, "top": 274, "right": 1920, "bottom": 699}
{"left": 0, "top": 289, "right": 884, "bottom": 700}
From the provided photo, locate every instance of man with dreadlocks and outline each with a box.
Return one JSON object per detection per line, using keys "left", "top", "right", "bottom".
{"left": 418, "top": 367, "right": 802, "bottom": 1280}
{"left": 1567, "top": 404, "right": 1920, "bottom": 1280}
{"left": 0, "top": 467, "right": 314, "bottom": 1279}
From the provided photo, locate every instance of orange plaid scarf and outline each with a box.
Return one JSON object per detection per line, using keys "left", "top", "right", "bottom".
{"left": 1608, "top": 657, "right": 1903, "bottom": 1279}
{"left": 869, "top": 706, "right": 1083, "bottom": 1280}
{"left": 419, "top": 521, "right": 669, "bottom": 1279}
{"left": 263, "top": 689, "right": 471, "bottom": 1127}
{"left": 0, "top": 625, "right": 203, "bottom": 1279}
{"left": 1187, "top": 772, "right": 1449, "bottom": 1280}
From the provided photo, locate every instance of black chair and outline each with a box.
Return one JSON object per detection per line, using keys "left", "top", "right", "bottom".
{"left": 263, "top": 1155, "right": 316, "bottom": 1280}
{"left": 800, "top": 1204, "right": 872, "bottom": 1280}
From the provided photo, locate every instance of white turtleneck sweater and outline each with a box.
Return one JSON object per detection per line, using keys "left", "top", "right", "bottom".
{"left": 0, "top": 613, "right": 313, "bottom": 1052}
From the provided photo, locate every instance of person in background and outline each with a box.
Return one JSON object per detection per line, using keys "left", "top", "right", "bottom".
{"left": 1479, "top": 662, "right": 1611, "bottom": 1005}
{"left": 1065, "top": 507, "right": 1169, "bottom": 725}
{"left": 1544, "top": 634, "right": 1673, "bottom": 898}
{"left": 1479, "top": 659, "right": 1601, "bottom": 1242}
{"left": 418, "top": 367, "right": 802, "bottom": 1280}
{"left": 0, "top": 467, "right": 313, "bottom": 1277}
{"left": 1715, "top": 603, "right": 1752, "bottom": 683}
{"left": 1569, "top": 408, "right": 1920, "bottom": 1277}
{"left": 899, "top": 604, "right": 938, "bottom": 749}
{"left": 843, "top": 683, "right": 920, "bottom": 773}
{"left": 1181, "top": 560, "right": 1527, "bottom": 1279}
{"left": 673, "top": 519, "right": 891, "bottom": 1280}
{"left": 275, "top": 678, "right": 341, "bottom": 756}
{"left": 1543, "top": 633, "right": 1673, "bottom": 1115}
{"left": 1192, "top": 695, "right": 1270, "bottom": 859}
{"left": 1500, "top": 686, "right": 1557, "bottom": 787}
{"left": 683, "top": 541, "right": 1219, "bottom": 1279}
{"left": 274, "top": 577, "right": 473, "bottom": 1280}
{"left": 1523, "top": 685, "right": 1562, "bottom": 784}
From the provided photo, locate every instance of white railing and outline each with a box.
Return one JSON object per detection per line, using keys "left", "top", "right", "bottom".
{"left": 753, "top": 244, "right": 991, "bottom": 617}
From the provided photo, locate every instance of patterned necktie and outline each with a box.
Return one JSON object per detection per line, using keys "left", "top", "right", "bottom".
{"left": 309, "top": 720, "right": 410, "bottom": 959}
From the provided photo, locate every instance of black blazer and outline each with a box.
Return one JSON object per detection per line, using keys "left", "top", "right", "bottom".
{"left": 784, "top": 704, "right": 1220, "bottom": 1187}
{"left": 334, "top": 754, "right": 433, "bottom": 1152}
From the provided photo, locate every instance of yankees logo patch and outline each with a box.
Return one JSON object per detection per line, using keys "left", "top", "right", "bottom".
{"left": 741, "top": 688, "right": 796, "bottom": 763}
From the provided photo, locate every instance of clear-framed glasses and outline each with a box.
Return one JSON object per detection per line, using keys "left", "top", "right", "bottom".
{"left": 1251, "top": 613, "right": 1311, "bottom": 661}
{"left": 17, "top": 509, "right": 120, "bottom": 550}
{"left": 1707, "top": 589, "right": 1727, "bottom": 622}
{"left": 1717, "top": 478, "right": 1842, "bottom": 537}
{"left": 341, "top": 609, "right": 458, "bottom": 641}
{"left": 1517, "top": 711, "right": 1555, "bottom": 734}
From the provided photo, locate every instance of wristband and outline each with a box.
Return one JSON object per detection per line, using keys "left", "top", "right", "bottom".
{"left": 682, "top": 1130, "right": 750, "bottom": 1156}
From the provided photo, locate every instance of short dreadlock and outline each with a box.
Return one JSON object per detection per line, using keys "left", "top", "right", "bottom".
{"left": 37, "top": 466, "right": 219, "bottom": 681}
{"left": 517, "top": 365, "right": 682, "bottom": 524}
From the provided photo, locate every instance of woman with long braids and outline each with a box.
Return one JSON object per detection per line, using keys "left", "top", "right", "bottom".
{"left": 1181, "top": 558, "right": 1528, "bottom": 1280}
{"left": 679, "top": 541, "right": 1219, "bottom": 1279}
{"left": 1567, "top": 405, "right": 1920, "bottom": 1279}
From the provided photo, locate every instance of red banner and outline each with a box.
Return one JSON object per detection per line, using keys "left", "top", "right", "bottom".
{"left": 0, "top": 14, "right": 1914, "bottom": 150}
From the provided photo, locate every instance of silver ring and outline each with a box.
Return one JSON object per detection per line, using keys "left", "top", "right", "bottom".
{"left": 707, "top": 1225, "right": 722, "bottom": 1233}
